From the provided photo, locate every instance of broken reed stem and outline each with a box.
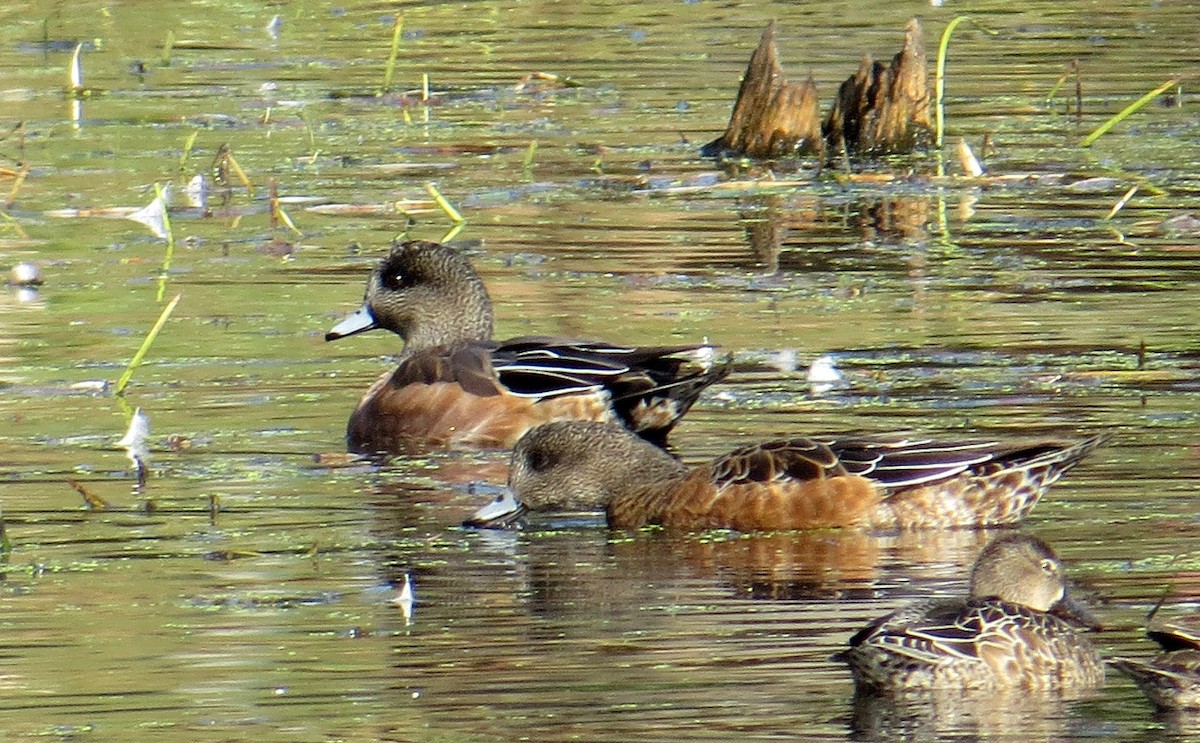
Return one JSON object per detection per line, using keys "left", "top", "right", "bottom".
{"left": 381, "top": 14, "right": 404, "bottom": 94}
{"left": 424, "top": 182, "right": 465, "bottom": 223}
{"left": 68, "top": 42, "right": 84, "bottom": 95}
{"left": 179, "top": 131, "right": 198, "bottom": 171}
{"left": 115, "top": 293, "right": 182, "bottom": 397}
{"left": 1104, "top": 185, "right": 1139, "bottom": 220}
{"left": 0, "top": 506, "right": 9, "bottom": 559}
{"left": 161, "top": 29, "right": 176, "bottom": 66}
{"left": 935, "top": 17, "right": 998, "bottom": 149}
{"left": 154, "top": 183, "right": 175, "bottom": 302}
{"left": 522, "top": 140, "right": 538, "bottom": 178}
{"left": 1081, "top": 78, "right": 1180, "bottom": 146}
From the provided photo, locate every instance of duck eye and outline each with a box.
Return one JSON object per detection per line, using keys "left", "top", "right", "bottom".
{"left": 382, "top": 270, "right": 412, "bottom": 291}
{"left": 528, "top": 449, "right": 554, "bottom": 472}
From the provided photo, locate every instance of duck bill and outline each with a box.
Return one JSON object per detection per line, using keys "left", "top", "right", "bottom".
{"left": 464, "top": 488, "right": 529, "bottom": 529}
{"left": 1052, "top": 594, "right": 1103, "bottom": 631}
{"left": 325, "top": 304, "right": 378, "bottom": 341}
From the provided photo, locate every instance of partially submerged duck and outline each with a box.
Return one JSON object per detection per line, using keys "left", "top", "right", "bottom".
{"left": 467, "top": 420, "right": 1104, "bottom": 531}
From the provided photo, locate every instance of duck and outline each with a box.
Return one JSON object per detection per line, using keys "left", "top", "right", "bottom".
{"left": 325, "top": 240, "right": 728, "bottom": 454}
{"left": 1111, "top": 617, "right": 1200, "bottom": 710}
{"left": 839, "top": 532, "right": 1105, "bottom": 691}
{"left": 465, "top": 419, "right": 1104, "bottom": 531}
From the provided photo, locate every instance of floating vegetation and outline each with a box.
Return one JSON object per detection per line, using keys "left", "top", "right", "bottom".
{"left": 268, "top": 178, "right": 302, "bottom": 236}
{"left": 212, "top": 143, "right": 253, "bottom": 197}
{"left": 68, "top": 478, "right": 110, "bottom": 510}
{"left": 114, "top": 293, "right": 182, "bottom": 397}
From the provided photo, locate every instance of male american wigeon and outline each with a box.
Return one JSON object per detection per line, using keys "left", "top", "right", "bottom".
{"left": 839, "top": 532, "right": 1105, "bottom": 691}
{"left": 1111, "top": 617, "right": 1200, "bottom": 710}
{"left": 466, "top": 420, "right": 1104, "bottom": 531}
{"left": 326, "top": 241, "right": 728, "bottom": 454}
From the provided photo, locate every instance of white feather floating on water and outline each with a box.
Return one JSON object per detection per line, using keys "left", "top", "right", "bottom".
{"left": 117, "top": 408, "right": 150, "bottom": 483}
{"left": 126, "top": 187, "right": 171, "bottom": 239}
{"left": 392, "top": 573, "right": 415, "bottom": 625}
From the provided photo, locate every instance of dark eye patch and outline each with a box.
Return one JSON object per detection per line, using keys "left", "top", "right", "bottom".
{"left": 528, "top": 448, "right": 554, "bottom": 472}
{"left": 382, "top": 270, "right": 414, "bottom": 291}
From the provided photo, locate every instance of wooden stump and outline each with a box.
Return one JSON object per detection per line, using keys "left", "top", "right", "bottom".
{"left": 705, "top": 19, "right": 932, "bottom": 160}
{"left": 702, "top": 21, "right": 824, "bottom": 160}
{"left": 824, "top": 19, "right": 932, "bottom": 156}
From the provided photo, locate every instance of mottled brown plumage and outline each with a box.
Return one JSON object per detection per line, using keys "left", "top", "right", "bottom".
{"left": 326, "top": 241, "right": 727, "bottom": 454}
{"left": 839, "top": 533, "right": 1105, "bottom": 691}
{"left": 467, "top": 420, "right": 1104, "bottom": 532}
{"left": 1112, "top": 619, "right": 1200, "bottom": 710}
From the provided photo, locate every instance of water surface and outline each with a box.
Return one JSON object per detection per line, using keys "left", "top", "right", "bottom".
{"left": 2, "top": 1, "right": 1200, "bottom": 740}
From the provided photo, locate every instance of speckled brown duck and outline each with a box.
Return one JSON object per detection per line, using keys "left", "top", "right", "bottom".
{"left": 325, "top": 241, "right": 728, "bottom": 454}
{"left": 466, "top": 420, "right": 1104, "bottom": 531}
{"left": 839, "top": 533, "right": 1105, "bottom": 691}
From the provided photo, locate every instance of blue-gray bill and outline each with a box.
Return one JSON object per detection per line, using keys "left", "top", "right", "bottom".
{"left": 464, "top": 489, "right": 528, "bottom": 529}
{"left": 325, "top": 304, "right": 378, "bottom": 341}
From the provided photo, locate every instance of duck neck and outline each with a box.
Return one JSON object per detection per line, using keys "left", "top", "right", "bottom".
{"left": 606, "top": 442, "right": 690, "bottom": 510}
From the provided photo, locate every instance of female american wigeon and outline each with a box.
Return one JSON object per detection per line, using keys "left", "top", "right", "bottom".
{"left": 466, "top": 420, "right": 1104, "bottom": 531}
{"left": 1111, "top": 618, "right": 1200, "bottom": 709}
{"left": 839, "top": 532, "right": 1105, "bottom": 691}
{"left": 326, "top": 240, "right": 728, "bottom": 454}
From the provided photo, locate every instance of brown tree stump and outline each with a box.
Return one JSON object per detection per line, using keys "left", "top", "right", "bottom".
{"left": 704, "top": 19, "right": 932, "bottom": 160}
{"left": 824, "top": 19, "right": 932, "bottom": 156}
{"left": 702, "top": 21, "right": 824, "bottom": 160}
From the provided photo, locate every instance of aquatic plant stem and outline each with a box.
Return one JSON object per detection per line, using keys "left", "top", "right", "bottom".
{"left": 935, "top": 17, "right": 998, "bottom": 149}
{"left": 115, "top": 293, "right": 182, "bottom": 397}
{"left": 425, "top": 183, "right": 465, "bottom": 223}
{"left": 1081, "top": 79, "right": 1179, "bottom": 146}
{"left": 381, "top": 14, "right": 404, "bottom": 94}
{"left": 154, "top": 183, "right": 175, "bottom": 302}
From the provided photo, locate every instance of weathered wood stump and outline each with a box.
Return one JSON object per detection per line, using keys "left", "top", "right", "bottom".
{"left": 704, "top": 19, "right": 932, "bottom": 160}
{"left": 701, "top": 22, "right": 824, "bottom": 160}
{"left": 824, "top": 19, "right": 931, "bottom": 156}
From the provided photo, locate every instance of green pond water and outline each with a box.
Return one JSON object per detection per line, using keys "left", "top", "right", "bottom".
{"left": 3, "top": 0, "right": 1200, "bottom": 740}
